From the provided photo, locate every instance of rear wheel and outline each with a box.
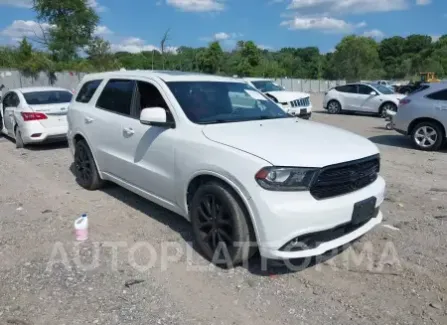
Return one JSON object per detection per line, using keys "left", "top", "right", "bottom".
{"left": 379, "top": 103, "right": 397, "bottom": 118}
{"left": 74, "top": 139, "right": 104, "bottom": 190}
{"left": 190, "top": 181, "right": 257, "bottom": 267}
{"left": 327, "top": 100, "right": 341, "bottom": 114}
{"left": 411, "top": 122, "right": 444, "bottom": 151}
{"left": 14, "top": 126, "right": 24, "bottom": 149}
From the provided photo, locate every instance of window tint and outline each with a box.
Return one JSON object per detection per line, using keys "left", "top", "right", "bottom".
{"left": 3, "top": 92, "right": 19, "bottom": 107}
{"left": 336, "top": 85, "right": 357, "bottom": 93}
{"left": 23, "top": 91, "right": 71, "bottom": 105}
{"left": 358, "top": 85, "right": 374, "bottom": 95}
{"left": 76, "top": 79, "right": 102, "bottom": 103}
{"left": 2, "top": 93, "right": 12, "bottom": 109}
{"left": 426, "top": 89, "right": 447, "bottom": 101}
{"left": 96, "top": 79, "right": 135, "bottom": 116}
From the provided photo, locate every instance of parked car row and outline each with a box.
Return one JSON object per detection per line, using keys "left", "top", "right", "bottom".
{"left": 1, "top": 70, "right": 444, "bottom": 266}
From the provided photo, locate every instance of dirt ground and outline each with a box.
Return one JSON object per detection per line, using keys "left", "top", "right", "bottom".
{"left": 1, "top": 93, "right": 447, "bottom": 325}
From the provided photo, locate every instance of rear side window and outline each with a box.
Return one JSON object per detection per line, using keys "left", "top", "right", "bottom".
{"left": 426, "top": 89, "right": 447, "bottom": 101}
{"left": 96, "top": 79, "right": 135, "bottom": 116}
{"left": 358, "top": 85, "right": 373, "bottom": 95}
{"left": 336, "top": 85, "right": 357, "bottom": 93}
{"left": 76, "top": 79, "right": 102, "bottom": 103}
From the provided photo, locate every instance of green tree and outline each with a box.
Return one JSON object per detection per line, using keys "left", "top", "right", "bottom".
{"left": 33, "top": 0, "right": 99, "bottom": 61}
{"left": 331, "top": 35, "right": 383, "bottom": 81}
{"left": 198, "top": 41, "right": 223, "bottom": 74}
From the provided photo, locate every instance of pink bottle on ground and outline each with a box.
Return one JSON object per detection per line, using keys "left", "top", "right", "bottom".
{"left": 74, "top": 213, "right": 88, "bottom": 241}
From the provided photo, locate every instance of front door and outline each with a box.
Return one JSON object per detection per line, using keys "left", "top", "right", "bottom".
{"left": 2, "top": 92, "right": 19, "bottom": 135}
{"left": 119, "top": 79, "right": 177, "bottom": 205}
{"left": 357, "top": 85, "right": 382, "bottom": 113}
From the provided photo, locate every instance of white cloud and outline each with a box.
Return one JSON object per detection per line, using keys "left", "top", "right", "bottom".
{"left": 363, "top": 29, "right": 385, "bottom": 39}
{"left": 214, "top": 32, "right": 230, "bottom": 40}
{"left": 88, "top": 0, "right": 107, "bottom": 12}
{"left": 166, "top": 0, "right": 224, "bottom": 12}
{"left": 0, "top": 20, "right": 54, "bottom": 41}
{"left": 0, "top": 0, "right": 106, "bottom": 11}
{"left": 431, "top": 35, "right": 440, "bottom": 42}
{"left": 416, "top": 0, "right": 431, "bottom": 5}
{"left": 111, "top": 37, "right": 177, "bottom": 54}
{"left": 0, "top": 0, "right": 32, "bottom": 8}
{"left": 258, "top": 44, "right": 273, "bottom": 50}
{"left": 94, "top": 25, "right": 113, "bottom": 36}
{"left": 288, "top": 0, "right": 408, "bottom": 14}
{"left": 281, "top": 16, "right": 365, "bottom": 33}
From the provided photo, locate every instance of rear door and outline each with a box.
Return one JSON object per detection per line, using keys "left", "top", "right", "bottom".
{"left": 22, "top": 90, "right": 72, "bottom": 128}
{"left": 92, "top": 78, "right": 136, "bottom": 175}
{"left": 335, "top": 84, "right": 358, "bottom": 111}
{"left": 426, "top": 88, "right": 447, "bottom": 134}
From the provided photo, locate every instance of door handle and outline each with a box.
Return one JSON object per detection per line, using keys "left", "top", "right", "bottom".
{"left": 123, "top": 127, "right": 134, "bottom": 136}
{"left": 84, "top": 116, "right": 94, "bottom": 123}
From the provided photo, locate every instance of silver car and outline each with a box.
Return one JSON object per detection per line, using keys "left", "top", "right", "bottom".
{"left": 393, "top": 83, "right": 447, "bottom": 151}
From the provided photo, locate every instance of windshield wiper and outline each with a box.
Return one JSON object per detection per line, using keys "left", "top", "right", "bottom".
{"left": 196, "top": 119, "right": 233, "bottom": 124}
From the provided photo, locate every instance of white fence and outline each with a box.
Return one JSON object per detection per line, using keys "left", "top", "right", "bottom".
{"left": 0, "top": 69, "right": 346, "bottom": 95}
{"left": 274, "top": 78, "right": 346, "bottom": 93}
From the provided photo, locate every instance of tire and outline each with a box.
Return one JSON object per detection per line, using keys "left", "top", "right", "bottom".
{"left": 74, "top": 139, "right": 104, "bottom": 190}
{"left": 327, "top": 100, "right": 341, "bottom": 114}
{"left": 15, "top": 126, "right": 24, "bottom": 149}
{"left": 379, "top": 103, "right": 397, "bottom": 118}
{"left": 190, "top": 181, "right": 257, "bottom": 267}
{"left": 411, "top": 121, "right": 444, "bottom": 151}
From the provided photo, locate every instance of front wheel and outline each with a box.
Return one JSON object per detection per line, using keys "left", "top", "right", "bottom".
{"left": 190, "top": 181, "right": 257, "bottom": 267}
{"left": 74, "top": 140, "right": 104, "bottom": 190}
{"left": 411, "top": 122, "right": 444, "bottom": 151}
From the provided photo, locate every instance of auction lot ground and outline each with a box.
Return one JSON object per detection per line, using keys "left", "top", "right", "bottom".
{"left": 1, "top": 94, "right": 447, "bottom": 325}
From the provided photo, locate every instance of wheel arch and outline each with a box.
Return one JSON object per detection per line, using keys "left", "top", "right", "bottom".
{"left": 72, "top": 132, "right": 103, "bottom": 176}
{"left": 327, "top": 98, "right": 341, "bottom": 109}
{"left": 185, "top": 172, "right": 259, "bottom": 243}
{"left": 408, "top": 117, "right": 446, "bottom": 138}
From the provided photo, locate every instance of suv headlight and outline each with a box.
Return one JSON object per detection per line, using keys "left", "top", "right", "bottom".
{"left": 255, "top": 167, "right": 318, "bottom": 191}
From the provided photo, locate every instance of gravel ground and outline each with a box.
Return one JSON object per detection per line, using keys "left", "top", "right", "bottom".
{"left": 1, "top": 94, "right": 447, "bottom": 325}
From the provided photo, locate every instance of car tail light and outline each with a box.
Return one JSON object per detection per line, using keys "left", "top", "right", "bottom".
{"left": 21, "top": 112, "right": 48, "bottom": 121}
{"left": 399, "top": 98, "right": 411, "bottom": 106}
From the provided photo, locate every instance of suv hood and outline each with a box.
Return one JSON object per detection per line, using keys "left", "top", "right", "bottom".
{"left": 202, "top": 118, "right": 379, "bottom": 167}
{"left": 264, "top": 90, "right": 309, "bottom": 102}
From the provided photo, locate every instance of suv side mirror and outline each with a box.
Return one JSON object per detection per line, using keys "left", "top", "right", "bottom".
{"left": 140, "top": 107, "right": 175, "bottom": 128}
{"left": 370, "top": 91, "right": 377, "bottom": 96}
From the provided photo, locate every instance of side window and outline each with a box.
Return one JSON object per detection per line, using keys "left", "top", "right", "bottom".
{"left": 336, "top": 85, "right": 357, "bottom": 93}
{"left": 358, "top": 85, "right": 373, "bottom": 95}
{"left": 96, "top": 79, "right": 135, "bottom": 116}
{"left": 426, "top": 89, "right": 447, "bottom": 101}
{"left": 135, "top": 81, "right": 174, "bottom": 121}
{"left": 12, "top": 93, "right": 20, "bottom": 106}
{"left": 3, "top": 93, "right": 12, "bottom": 108}
{"left": 76, "top": 79, "right": 103, "bottom": 103}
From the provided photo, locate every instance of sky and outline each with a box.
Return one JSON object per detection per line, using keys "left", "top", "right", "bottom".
{"left": 0, "top": 0, "right": 445, "bottom": 53}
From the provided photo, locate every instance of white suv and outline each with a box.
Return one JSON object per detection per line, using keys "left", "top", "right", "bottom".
{"left": 67, "top": 70, "right": 385, "bottom": 266}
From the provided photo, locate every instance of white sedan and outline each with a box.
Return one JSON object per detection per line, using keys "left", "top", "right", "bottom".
{"left": 1, "top": 87, "right": 73, "bottom": 148}
{"left": 323, "top": 83, "right": 405, "bottom": 117}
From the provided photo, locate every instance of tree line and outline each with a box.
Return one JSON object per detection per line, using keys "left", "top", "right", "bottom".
{"left": 0, "top": 0, "right": 446, "bottom": 82}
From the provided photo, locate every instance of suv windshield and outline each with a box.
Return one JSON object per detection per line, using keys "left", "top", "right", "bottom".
{"left": 251, "top": 80, "right": 284, "bottom": 92}
{"left": 166, "top": 81, "right": 289, "bottom": 124}
{"left": 23, "top": 91, "right": 73, "bottom": 105}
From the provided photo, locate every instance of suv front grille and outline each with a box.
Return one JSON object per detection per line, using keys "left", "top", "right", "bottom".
{"left": 310, "top": 155, "right": 380, "bottom": 200}
{"left": 290, "top": 97, "right": 310, "bottom": 107}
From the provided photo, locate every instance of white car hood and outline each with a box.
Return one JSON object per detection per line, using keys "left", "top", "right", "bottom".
{"left": 264, "top": 90, "right": 309, "bottom": 102}
{"left": 202, "top": 118, "right": 379, "bottom": 167}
